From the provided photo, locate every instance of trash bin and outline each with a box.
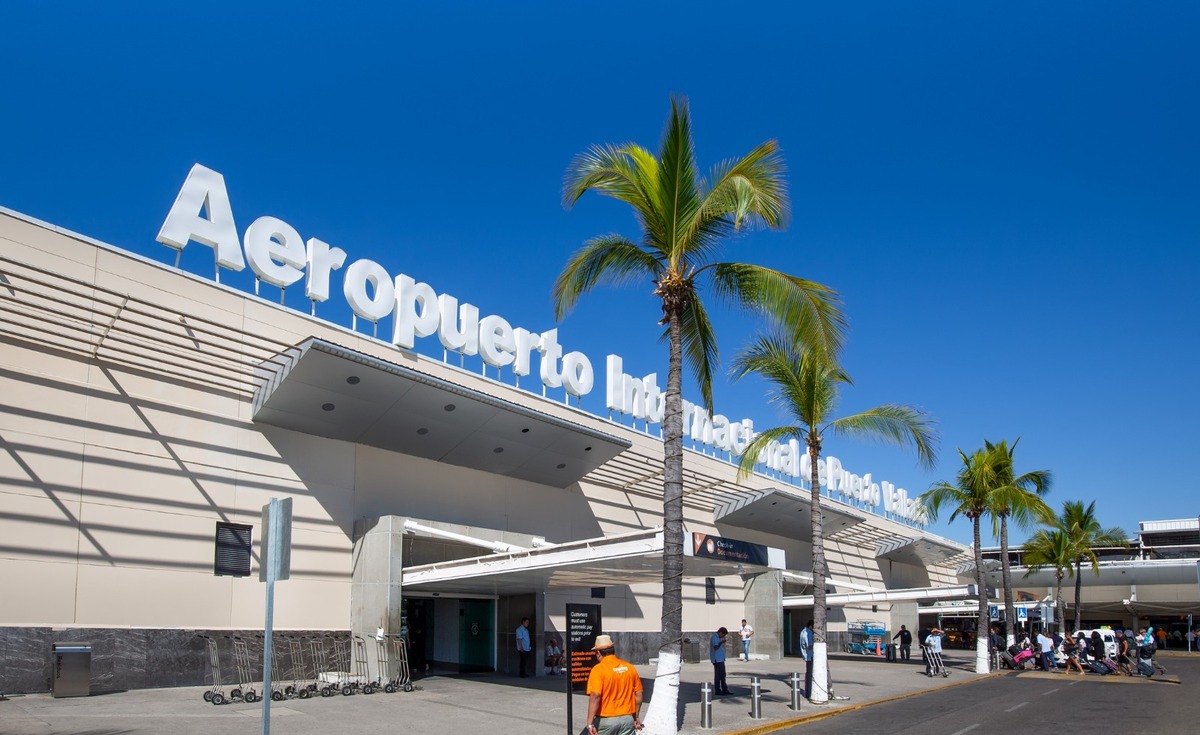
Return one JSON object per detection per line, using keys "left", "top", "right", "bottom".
{"left": 52, "top": 642, "right": 92, "bottom": 698}
{"left": 886, "top": 643, "right": 897, "bottom": 662}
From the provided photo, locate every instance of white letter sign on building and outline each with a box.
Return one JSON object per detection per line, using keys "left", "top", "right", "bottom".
{"left": 157, "top": 164, "right": 920, "bottom": 525}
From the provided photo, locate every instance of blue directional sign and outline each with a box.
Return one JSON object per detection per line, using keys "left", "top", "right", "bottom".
{"left": 989, "top": 605, "right": 999, "bottom": 621}
{"left": 1016, "top": 607, "right": 1028, "bottom": 621}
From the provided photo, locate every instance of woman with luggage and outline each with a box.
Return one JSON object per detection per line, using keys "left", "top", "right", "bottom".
{"left": 1061, "top": 632, "right": 1084, "bottom": 674}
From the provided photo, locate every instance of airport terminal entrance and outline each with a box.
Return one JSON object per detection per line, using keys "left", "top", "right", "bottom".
{"left": 405, "top": 597, "right": 496, "bottom": 674}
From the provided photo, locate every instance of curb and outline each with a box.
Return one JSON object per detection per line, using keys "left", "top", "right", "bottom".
{"left": 721, "top": 671, "right": 1006, "bottom": 735}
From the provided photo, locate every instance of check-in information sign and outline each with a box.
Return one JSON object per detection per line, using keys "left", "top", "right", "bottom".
{"left": 567, "top": 603, "right": 602, "bottom": 690}
{"left": 692, "top": 532, "right": 770, "bottom": 567}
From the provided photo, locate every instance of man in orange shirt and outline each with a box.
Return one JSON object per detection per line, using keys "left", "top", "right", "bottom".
{"left": 586, "top": 634, "right": 643, "bottom": 734}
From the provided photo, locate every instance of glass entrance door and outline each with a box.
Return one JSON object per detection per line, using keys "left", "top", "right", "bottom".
{"left": 459, "top": 599, "right": 495, "bottom": 672}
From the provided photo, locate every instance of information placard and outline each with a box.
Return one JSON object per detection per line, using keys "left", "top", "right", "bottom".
{"left": 567, "top": 603, "right": 602, "bottom": 690}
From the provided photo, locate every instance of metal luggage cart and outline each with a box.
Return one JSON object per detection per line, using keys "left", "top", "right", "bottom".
{"left": 328, "top": 635, "right": 356, "bottom": 696}
{"left": 387, "top": 634, "right": 414, "bottom": 692}
{"left": 352, "top": 636, "right": 376, "bottom": 694}
{"left": 928, "top": 649, "right": 950, "bottom": 677}
{"left": 283, "top": 635, "right": 311, "bottom": 699}
{"left": 308, "top": 636, "right": 336, "bottom": 697}
{"left": 262, "top": 634, "right": 292, "bottom": 701}
{"left": 197, "top": 634, "right": 228, "bottom": 705}
{"left": 229, "top": 636, "right": 261, "bottom": 703}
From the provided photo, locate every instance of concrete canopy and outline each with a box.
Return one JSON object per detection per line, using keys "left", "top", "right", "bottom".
{"left": 401, "top": 528, "right": 784, "bottom": 595}
{"left": 252, "top": 338, "right": 630, "bottom": 487}
{"left": 713, "top": 485, "right": 868, "bottom": 537}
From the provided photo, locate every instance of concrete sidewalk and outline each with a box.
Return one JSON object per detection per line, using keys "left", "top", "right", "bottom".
{"left": 0, "top": 651, "right": 993, "bottom": 735}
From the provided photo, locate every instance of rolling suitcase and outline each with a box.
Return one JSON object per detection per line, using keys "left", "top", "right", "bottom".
{"left": 1137, "top": 658, "right": 1155, "bottom": 677}
{"left": 1101, "top": 658, "right": 1120, "bottom": 674}
{"left": 1087, "top": 661, "right": 1109, "bottom": 675}
{"left": 1000, "top": 651, "right": 1017, "bottom": 669}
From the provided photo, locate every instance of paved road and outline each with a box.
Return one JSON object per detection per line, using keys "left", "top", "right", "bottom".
{"left": 778, "top": 657, "right": 1193, "bottom": 735}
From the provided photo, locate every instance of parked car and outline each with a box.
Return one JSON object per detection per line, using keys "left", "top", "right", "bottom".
{"left": 1072, "top": 629, "right": 1119, "bottom": 660}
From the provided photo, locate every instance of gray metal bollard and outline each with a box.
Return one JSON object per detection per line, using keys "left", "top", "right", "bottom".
{"left": 789, "top": 672, "right": 804, "bottom": 711}
{"left": 700, "top": 682, "right": 713, "bottom": 729}
{"left": 750, "top": 676, "right": 762, "bottom": 719}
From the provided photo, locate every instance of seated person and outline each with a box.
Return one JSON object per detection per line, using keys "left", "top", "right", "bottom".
{"left": 545, "top": 637, "right": 564, "bottom": 674}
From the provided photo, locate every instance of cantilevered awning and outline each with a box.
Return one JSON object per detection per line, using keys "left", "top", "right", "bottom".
{"left": 782, "top": 584, "right": 978, "bottom": 608}
{"left": 402, "top": 528, "right": 784, "bottom": 595}
{"left": 876, "top": 536, "right": 962, "bottom": 565}
{"left": 251, "top": 338, "right": 630, "bottom": 487}
{"left": 713, "top": 486, "right": 867, "bottom": 537}
{"left": 981, "top": 558, "right": 1200, "bottom": 589}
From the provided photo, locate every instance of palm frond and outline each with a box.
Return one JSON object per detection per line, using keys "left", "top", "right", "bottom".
{"left": 735, "top": 425, "right": 805, "bottom": 480}
{"left": 552, "top": 235, "right": 660, "bottom": 319}
{"left": 828, "top": 404, "right": 938, "bottom": 468}
{"left": 701, "top": 140, "right": 789, "bottom": 231}
{"left": 678, "top": 295, "right": 719, "bottom": 412}
{"left": 657, "top": 96, "right": 702, "bottom": 268}
{"left": 708, "top": 263, "right": 847, "bottom": 361}
{"left": 730, "top": 333, "right": 843, "bottom": 428}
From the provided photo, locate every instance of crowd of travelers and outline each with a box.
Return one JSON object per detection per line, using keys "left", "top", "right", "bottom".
{"left": 991, "top": 624, "right": 1170, "bottom": 677}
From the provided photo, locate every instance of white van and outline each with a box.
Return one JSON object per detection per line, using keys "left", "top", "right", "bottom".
{"left": 1072, "top": 629, "right": 1119, "bottom": 660}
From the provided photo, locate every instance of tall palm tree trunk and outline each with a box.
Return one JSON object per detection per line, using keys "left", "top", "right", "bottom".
{"left": 808, "top": 441, "right": 830, "bottom": 704}
{"left": 1000, "top": 515, "right": 1016, "bottom": 647}
{"left": 1055, "top": 574, "right": 1065, "bottom": 635}
{"left": 1073, "top": 559, "right": 1083, "bottom": 631}
{"left": 642, "top": 309, "right": 684, "bottom": 734}
{"left": 972, "top": 517, "right": 989, "bottom": 674}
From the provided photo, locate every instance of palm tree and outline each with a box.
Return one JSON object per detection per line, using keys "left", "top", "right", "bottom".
{"left": 733, "top": 334, "right": 936, "bottom": 703}
{"left": 554, "top": 97, "right": 846, "bottom": 733}
{"left": 920, "top": 444, "right": 1009, "bottom": 674}
{"left": 1022, "top": 526, "right": 1074, "bottom": 632}
{"left": 982, "top": 439, "right": 1052, "bottom": 646}
{"left": 1060, "top": 500, "right": 1127, "bottom": 630}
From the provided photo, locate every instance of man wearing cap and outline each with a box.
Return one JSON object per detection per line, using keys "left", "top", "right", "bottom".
{"left": 586, "top": 634, "right": 643, "bottom": 734}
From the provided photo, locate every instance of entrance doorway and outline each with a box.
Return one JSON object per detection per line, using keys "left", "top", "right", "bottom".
{"left": 404, "top": 596, "right": 496, "bottom": 674}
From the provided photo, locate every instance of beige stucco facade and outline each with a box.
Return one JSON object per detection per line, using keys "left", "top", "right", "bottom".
{"left": 0, "top": 208, "right": 965, "bottom": 692}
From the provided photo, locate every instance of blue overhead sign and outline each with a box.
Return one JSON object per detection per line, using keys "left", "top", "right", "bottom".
{"left": 1017, "top": 607, "right": 1028, "bottom": 621}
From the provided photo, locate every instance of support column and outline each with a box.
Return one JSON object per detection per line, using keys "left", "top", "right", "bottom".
{"left": 351, "top": 516, "right": 405, "bottom": 638}
{"left": 743, "top": 571, "right": 784, "bottom": 660}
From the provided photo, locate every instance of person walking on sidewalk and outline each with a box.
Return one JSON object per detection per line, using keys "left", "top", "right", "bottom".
{"left": 893, "top": 625, "right": 912, "bottom": 661}
{"left": 515, "top": 617, "right": 532, "bottom": 678}
{"left": 739, "top": 619, "right": 755, "bottom": 662}
{"left": 710, "top": 627, "right": 731, "bottom": 695}
{"left": 801, "top": 620, "right": 814, "bottom": 697}
{"left": 586, "top": 635, "right": 643, "bottom": 735}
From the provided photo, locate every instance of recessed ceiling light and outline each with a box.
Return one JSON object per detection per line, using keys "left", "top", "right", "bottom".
{"left": 417, "top": 428, "right": 429, "bottom": 435}
{"left": 444, "top": 404, "right": 456, "bottom": 412}
{"left": 322, "top": 403, "right": 335, "bottom": 412}
{"left": 493, "top": 447, "right": 504, "bottom": 453}
{"left": 521, "top": 428, "right": 530, "bottom": 433}
{"left": 556, "top": 463, "right": 566, "bottom": 469}
{"left": 346, "top": 376, "right": 360, "bottom": 385}
{"left": 584, "top": 446, "right": 592, "bottom": 451}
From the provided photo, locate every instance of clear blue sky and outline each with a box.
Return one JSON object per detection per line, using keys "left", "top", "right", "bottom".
{"left": 2, "top": 2, "right": 1197, "bottom": 546}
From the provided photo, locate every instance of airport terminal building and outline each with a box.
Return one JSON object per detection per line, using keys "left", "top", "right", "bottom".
{"left": 0, "top": 172, "right": 967, "bottom": 693}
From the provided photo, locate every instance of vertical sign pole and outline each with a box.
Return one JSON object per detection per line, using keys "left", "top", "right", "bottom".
{"left": 260, "top": 498, "right": 292, "bottom": 735}
{"left": 565, "top": 630, "right": 573, "bottom": 735}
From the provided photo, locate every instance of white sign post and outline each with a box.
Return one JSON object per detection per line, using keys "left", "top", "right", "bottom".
{"left": 260, "top": 498, "right": 292, "bottom": 735}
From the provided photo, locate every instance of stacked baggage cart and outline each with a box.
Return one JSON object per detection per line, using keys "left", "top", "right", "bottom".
{"left": 197, "top": 632, "right": 413, "bottom": 705}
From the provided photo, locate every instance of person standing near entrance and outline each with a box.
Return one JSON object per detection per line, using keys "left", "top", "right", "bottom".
{"left": 800, "top": 620, "right": 814, "bottom": 698}
{"left": 710, "top": 627, "right": 731, "bottom": 695}
{"left": 893, "top": 625, "right": 912, "bottom": 661}
{"left": 739, "top": 619, "right": 755, "bottom": 662}
{"left": 515, "top": 617, "right": 532, "bottom": 678}
{"left": 586, "top": 634, "right": 643, "bottom": 735}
